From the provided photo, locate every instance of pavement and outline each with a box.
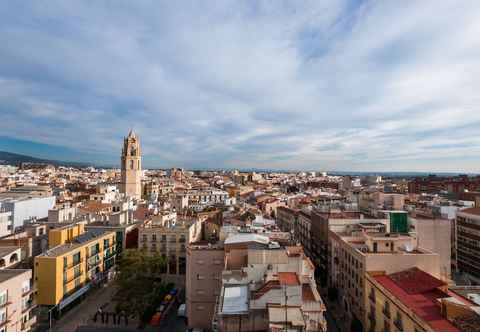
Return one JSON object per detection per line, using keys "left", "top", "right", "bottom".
{"left": 49, "top": 283, "right": 135, "bottom": 332}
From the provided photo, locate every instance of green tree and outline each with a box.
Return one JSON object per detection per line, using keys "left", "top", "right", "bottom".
{"left": 115, "top": 249, "right": 169, "bottom": 325}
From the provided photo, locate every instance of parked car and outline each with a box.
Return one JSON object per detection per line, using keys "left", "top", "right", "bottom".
{"left": 177, "top": 303, "right": 186, "bottom": 318}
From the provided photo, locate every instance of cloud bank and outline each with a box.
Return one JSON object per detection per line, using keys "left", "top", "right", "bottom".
{"left": 0, "top": 1, "right": 479, "bottom": 172}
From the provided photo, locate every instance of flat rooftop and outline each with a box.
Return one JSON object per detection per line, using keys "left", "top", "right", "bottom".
{"left": 220, "top": 285, "right": 249, "bottom": 315}
{"left": 374, "top": 268, "right": 460, "bottom": 332}
{"left": 0, "top": 269, "right": 29, "bottom": 283}
{"left": 40, "top": 229, "right": 113, "bottom": 257}
{"left": 0, "top": 246, "right": 20, "bottom": 258}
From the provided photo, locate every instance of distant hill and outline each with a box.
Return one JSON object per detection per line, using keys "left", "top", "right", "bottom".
{"left": 0, "top": 151, "right": 92, "bottom": 168}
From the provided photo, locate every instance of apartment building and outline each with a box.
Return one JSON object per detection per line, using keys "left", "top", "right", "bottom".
{"left": 0, "top": 269, "right": 36, "bottom": 332}
{"left": 175, "top": 190, "right": 230, "bottom": 211}
{"left": 0, "top": 212, "right": 11, "bottom": 238}
{"left": 358, "top": 191, "right": 405, "bottom": 215}
{"left": 138, "top": 221, "right": 189, "bottom": 276}
{"left": 186, "top": 242, "right": 224, "bottom": 330}
{"left": 276, "top": 206, "right": 298, "bottom": 234}
{"left": 310, "top": 206, "right": 361, "bottom": 275}
{"left": 35, "top": 223, "right": 117, "bottom": 312}
{"left": 456, "top": 207, "right": 480, "bottom": 283}
{"left": 215, "top": 240, "right": 327, "bottom": 332}
{"left": 365, "top": 268, "right": 480, "bottom": 332}
{"left": 329, "top": 221, "right": 441, "bottom": 331}
{"left": 48, "top": 204, "right": 78, "bottom": 223}
{"left": 410, "top": 217, "right": 452, "bottom": 280}
{"left": 297, "top": 209, "right": 312, "bottom": 257}
{"left": 0, "top": 247, "right": 21, "bottom": 269}
{"left": 0, "top": 194, "right": 55, "bottom": 231}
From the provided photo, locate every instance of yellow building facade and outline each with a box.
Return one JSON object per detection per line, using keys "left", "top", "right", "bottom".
{"left": 35, "top": 224, "right": 117, "bottom": 307}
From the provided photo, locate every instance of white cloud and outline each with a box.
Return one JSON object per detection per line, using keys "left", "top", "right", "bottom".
{"left": 0, "top": 1, "right": 479, "bottom": 171}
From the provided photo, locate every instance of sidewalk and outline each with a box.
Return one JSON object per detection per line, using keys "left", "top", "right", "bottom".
{"left": 51, "top": 283, "right": 123, "bottom": 332}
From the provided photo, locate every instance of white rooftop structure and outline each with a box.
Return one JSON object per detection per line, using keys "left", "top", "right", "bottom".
{"left": 220, "top": 285, "right": 248, "bottom": 314}
{"left": 224, "top": 233, "right": 269, "bottom": 246}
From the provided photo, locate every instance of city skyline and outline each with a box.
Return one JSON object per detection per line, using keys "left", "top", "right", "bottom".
{"left": 1, "top": 1, "right": 480, "bottom": 172}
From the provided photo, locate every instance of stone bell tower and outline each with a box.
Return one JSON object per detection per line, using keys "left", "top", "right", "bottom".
{"left": 120, "top": 130, "right": 142, "bottom": 199}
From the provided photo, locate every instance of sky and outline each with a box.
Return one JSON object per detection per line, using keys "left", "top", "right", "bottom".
{"left": 0, "top": 1, "right": 479, "bottom": 172}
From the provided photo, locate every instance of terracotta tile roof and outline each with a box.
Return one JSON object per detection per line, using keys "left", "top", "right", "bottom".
{"left": 80, "top": 201, "right": 112, "bottom": 213}
{"left": 278, "top": 272, "right": 300, "bottom": 286}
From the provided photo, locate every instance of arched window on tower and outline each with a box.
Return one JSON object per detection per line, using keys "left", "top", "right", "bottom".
{"left": 130, "top": 160, "right": 134, "bottom": 169}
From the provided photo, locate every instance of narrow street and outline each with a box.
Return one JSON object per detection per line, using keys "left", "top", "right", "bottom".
{"left": 36, "top": 283, "right": 121, "bottom": 332}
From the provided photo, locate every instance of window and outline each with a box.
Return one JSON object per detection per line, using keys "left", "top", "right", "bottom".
{"left": 196, "top": 305, "right": 205, "bottom": 311}
{"left": 197, "top": 274, "right": 204, "bottom": 280}
{"left": 394, "top": 312, "right": 403, "bottom": 331}
{"left": 0, "top": 308, "right": 6, "bottom": 323}
{"left": 22, "top": 297, "right": 29, "bottom": 311}
{"left": 130, "top": 160, "right": 134, "bottom": 169}
{"left": 21, "top": 280, "right": 30, "bottom": 294}
{"left": 0, "top": 291, "right": 6, "bottom": 306}
{"left": 73, "top": 252, "right": 81, "bottom": 266}
{"left": 74, "top": 265, "right": 81, "bottom": 278}
{"left": 75, "top": 277, "right": 81, "bottom": 288}
{"left": 63, "top": 257, "right": 68, "bottom": 269}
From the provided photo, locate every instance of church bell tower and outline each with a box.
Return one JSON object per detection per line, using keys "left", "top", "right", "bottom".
{"left": 120, "top": 130, "right": 142, "bottom": 199}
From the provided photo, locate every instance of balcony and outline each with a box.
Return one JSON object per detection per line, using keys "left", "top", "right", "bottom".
{"left": 104, "top": 248, "right": 117, "bottom": 260}
{"left": 22, "top": 300, "right": 37, "bottom": 313}
{"left": 22, "top": 285, "right": 36, "bottom": 297}
{"left": 21, "top": 315, "right": 37, "bottom": 331}
{"left": 368, "top": 311, "right": 376, "bottom": 322}
{"left": 64, "top": 272, "right": 83, "bottom": 285}
{"left": 0, "top": 300, "right": 11, "bottom": 309}
{"left": 383, "top": 307, "right": 391, "bottom": 319}
{"left": 64, "top": 259, "right": 84, "bottom": 271}
{"left": 0, "top": 319, "right": 10, "bottom": 328}
{"left": 394, "top": 319, "right": 403, "bottom": 331}
{"left": 87, "top": 255, "right": 101, "bottom": 269}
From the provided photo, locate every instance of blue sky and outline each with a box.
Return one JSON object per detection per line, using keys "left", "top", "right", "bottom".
{"left": 0, "top": 1, "right": 479, "bottom": 172}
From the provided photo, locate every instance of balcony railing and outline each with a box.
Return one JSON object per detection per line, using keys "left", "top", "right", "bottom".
{"left": 22, "top": 286, "right": 36, "bottom": 297}
{"left": 64, "top": 272, "right": 83, "bottom": 285}
{"left": 22, "top": 300, "right": 37, "bottom": 313}
{"left": 368, "top": 311, "right": 376, "bottom": 322}
{"left": 0, "top": 300, "right": 11, "bottom": 309}
{"left": 394, "top": 319, "right": 403, "bottom": 331}
{"left": 64, "top": 259, "right": 84, "bottom": 271}
{"left": 383, "top": 307, "right": 391, "bottom": 319}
